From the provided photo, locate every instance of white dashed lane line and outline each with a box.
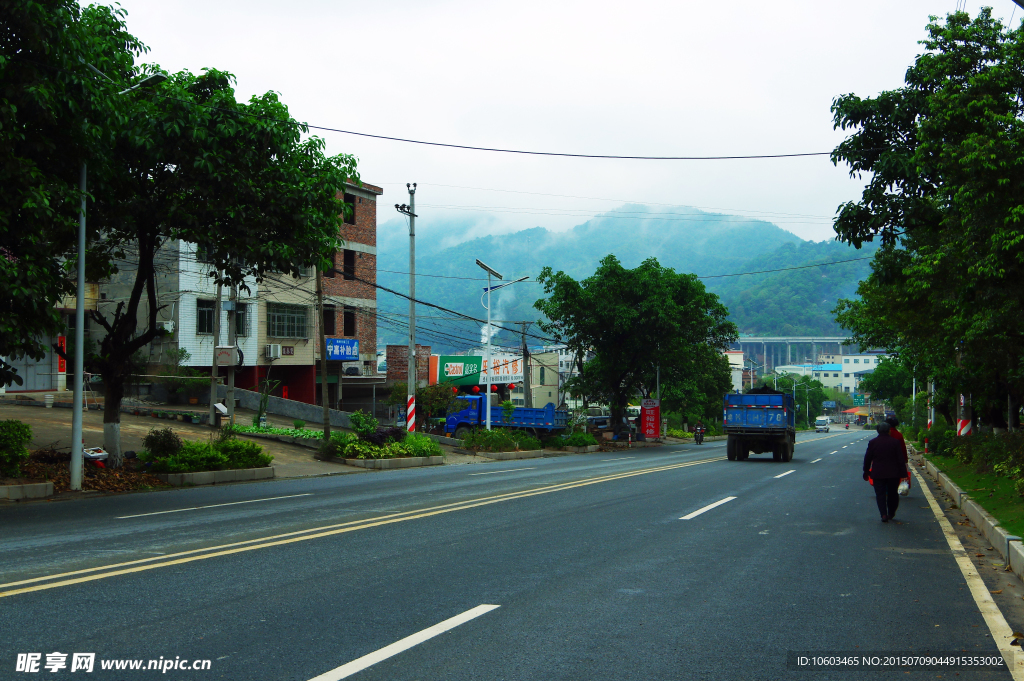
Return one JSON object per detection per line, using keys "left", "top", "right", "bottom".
{"left": 810, "top": 458, "right": 822, "bottom": 464}
{"left": 774, "top": 470, "right": 796, "bottom": 479}
{"left": 680, "top": 496, "right": 736, "bottom": 520}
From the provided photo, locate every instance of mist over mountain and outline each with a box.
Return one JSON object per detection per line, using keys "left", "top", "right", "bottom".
{"left": 374, "top": 205, "right": 874, "bottom": 353}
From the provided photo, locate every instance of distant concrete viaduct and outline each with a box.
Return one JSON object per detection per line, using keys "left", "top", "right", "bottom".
{"left": 731, "top": 336, "right": 852, "bottom": 372}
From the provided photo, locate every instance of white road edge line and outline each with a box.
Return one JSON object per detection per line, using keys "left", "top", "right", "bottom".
{"left": 912, "top": 467, "right": 1024, "bottom": 678}
{"left": 810, "top": 458, "right": 822, "bottom": 464}
{"left": 468, "top": 468, "right": 537, "bottom": 476}
{"left": 680, "top": 496, "right": 736, "bottom": 520}
{"left": 774, "top": 470, "right": 796, "bottom": 478}
{"left": 116, "top": 494, "right": 313, "bottom": 519}
{"left": 600, "top": 457, "right": 635, "bottom": 462}
{"left": 308, "top": 604, "right": 501, "bottom": 681}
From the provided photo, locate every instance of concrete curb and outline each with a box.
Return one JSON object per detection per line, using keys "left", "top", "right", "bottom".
{"left": 0, "top": 481, "right": 54, "bottom": 500}
{"left": 914, "top": 446, "right": 1024, "bottom": 581}
{"left": 479, "top": 449, "right": 545, "bottom": 461}
{"left": 344, "top": 456, "right": 445, "bottom": 470}
{"left": 155, "top": 466, "right": 275, "bottom": 486}
{"left": 422, "top": 433, "right": 463, "bottom": 447}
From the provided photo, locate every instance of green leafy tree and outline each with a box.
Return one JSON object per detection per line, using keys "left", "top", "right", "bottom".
{"left": 831, "top": 9, "right": 1024, "bottom": 430}
{"left": 0, "top": 2, "right": 143, "bottom": 386}
{"left": 535, "top": 255, "right": 737, "bottom": 434}
{"left": 81, "top": 66, "right": 357, "bottom": 466}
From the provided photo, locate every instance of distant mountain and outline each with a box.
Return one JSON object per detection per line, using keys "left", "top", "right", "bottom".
{"left": 374, "top": 205, "right": 874, "bottom": 352}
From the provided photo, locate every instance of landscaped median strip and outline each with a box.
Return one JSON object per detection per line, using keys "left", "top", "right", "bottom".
{"left": 0, "top": 455, "right": 725, "bottom": 599}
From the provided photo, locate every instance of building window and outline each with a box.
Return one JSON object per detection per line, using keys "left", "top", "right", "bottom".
{"left": 833, "top": 373, "right": 839, "bottom": 378}
{"left": 343, "top": 249, "right": 356, "bottom": 280}
{"left": 323, "top": 304, "right": 336, "bottom": 336}
{"left": 268, "top": 303, "right": 308, "bottom": 338}
{"left": 235, "top": 303, "right": 250, "bottom": 337}
{"left": 814, "top": 372, "right": 820, "bottom": 378}
{"left": 844, "top": 373, "right": 850, "bottom": 377}
{"left": 854, "top": 359, "right": 860, "bottom": 363}
{"left": 540, "top": 366, "right": 546, "bottom": 384}
{"left": 195, "top": 244, "right": 214, "bottom": 264}
{"left": 845, "top": 386, "right": 851, "bottom": 392}
{"left": 343, "top": 306, "right": 356, "bottom": 336}
{"left": 196, "top": 299, "right": 214, "bottom": 334}
{"left": 343, "top": 193, "right": 356, "bottom": 225}
{"left": 844, "top": 358, "right": 850, "bottom": 363}
{"left": 324, "top": 253, "right": 336, "bottom": 278}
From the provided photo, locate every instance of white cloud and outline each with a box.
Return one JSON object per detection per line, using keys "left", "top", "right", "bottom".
{"left": 109, "top": 0, "right": 1015, "bottom": 242}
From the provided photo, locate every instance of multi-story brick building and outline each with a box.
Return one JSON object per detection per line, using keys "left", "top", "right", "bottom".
{"left": 314, "top": 181, "right": 385, "bottom": 410}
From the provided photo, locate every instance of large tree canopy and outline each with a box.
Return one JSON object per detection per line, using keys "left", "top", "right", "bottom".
{"left": 0, "top": 1, "right": 143, "bottom": 386}
{"left": 534, "top": 255, "right": 737, "bottom": 431}
{"left": 831, "top": 9, "right": 1024, "bottom": 429}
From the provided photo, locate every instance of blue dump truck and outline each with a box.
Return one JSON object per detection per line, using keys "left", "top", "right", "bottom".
{"left": 445, "top": 396, "right": 567, "bottom": 439}
{"left": 723, "top": 388, "right": 796, "bottom": 462}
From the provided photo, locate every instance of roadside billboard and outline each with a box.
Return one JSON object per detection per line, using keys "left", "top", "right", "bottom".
{"left": 428, "top": 355, "right": 524, "bottom": 386}
{"left": 641, "top": 399, "right": 660, "bottom": 439}
{"left": 326, "top": 338, "right": 359, "bottom": 361}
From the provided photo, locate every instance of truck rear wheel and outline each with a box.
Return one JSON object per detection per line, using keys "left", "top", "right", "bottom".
{"left": 772, "top": 442, "right": 783, "bottom": 462}
{"left": 727, "top": 437, "right": 737, "bottom": 461}
{"left": 783, "top": 441, "right": 793, "bottom": 462}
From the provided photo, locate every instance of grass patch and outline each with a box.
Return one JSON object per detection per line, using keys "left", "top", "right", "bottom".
{"left": 922, "top": 451, "right": 1024, "bottom": 540}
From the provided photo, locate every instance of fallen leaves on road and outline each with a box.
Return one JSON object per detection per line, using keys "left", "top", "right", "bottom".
{"left": 991, "top": 590, "right": 1003, "bottom": 594}
{"left": 977, "top": 553, "right": 986, "bottom": 557}
{"left": 17, "top": 449, "right": 169, "bottom": 494}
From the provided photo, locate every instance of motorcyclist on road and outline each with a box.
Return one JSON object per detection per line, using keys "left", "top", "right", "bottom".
{"left": 694, "top": 420, "right": 705, "bottom": 445}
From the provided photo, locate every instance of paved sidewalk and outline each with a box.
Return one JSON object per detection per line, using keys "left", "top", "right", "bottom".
{"left": 0, "top": 403, "right": 364, "bottom": 479}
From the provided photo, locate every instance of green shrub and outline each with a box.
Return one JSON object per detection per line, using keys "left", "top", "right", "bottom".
{"left": 667, "top": 428, "right": 693, "bottom": 439}
{"left": 462, "top": 428, "right": 541, "bottom": 452}
{"left": 404, "top": 433, "right": 442, "bottom": 457}
{"left": 562, "top": 431, "right": 598, "bottom": 447}
{"left": 217, "top": 439, "right": 273, "bottom": 469}
{"left": 349, "top": 411, "right": 379, "bottom": 439}
{"left": 142, "top": 427, "right": 183, "bottom": 458}
{"left": 293, "top": 419, "right": 306, "bottom": 430}
{"left": 141, "top": 441, "right": 227, "bottom": 473}
{"left": 344, "top": 439, "right": 382, "bottom": 459}
{"left": 0, "top": 420, "right": 32, "bottom": 477}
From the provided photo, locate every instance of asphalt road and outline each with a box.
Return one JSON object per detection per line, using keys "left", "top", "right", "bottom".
{"left": 1, "top": 430, "right": 1015, "bottom": 680}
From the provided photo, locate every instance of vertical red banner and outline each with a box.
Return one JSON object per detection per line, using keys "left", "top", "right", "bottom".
{"left": 641, "top": 399, "right": 660, "bottom": 439}
{"left": 57, "top": 336, "right": 66, "bottom": 373}
{"left": 282, "top": 385, "right": 289, "bottom": 400}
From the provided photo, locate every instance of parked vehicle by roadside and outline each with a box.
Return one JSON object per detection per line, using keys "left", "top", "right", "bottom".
{"left": 814, "top": 416, "right": 830, "bottom": 433}
{"left": 445, "top": 395, "right": 567, "bottom": 439}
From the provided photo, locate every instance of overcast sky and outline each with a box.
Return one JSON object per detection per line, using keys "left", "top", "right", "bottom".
{"left": 108, "top": 0, "right": 1019, "bottom": 243}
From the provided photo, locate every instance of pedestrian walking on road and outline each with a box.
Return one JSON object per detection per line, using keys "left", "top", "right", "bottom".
{"left": 863, "top": 422, "right": 908, "bottom": 523}
{"left": 885, "top": 416, "right": 909, "bottom": 465}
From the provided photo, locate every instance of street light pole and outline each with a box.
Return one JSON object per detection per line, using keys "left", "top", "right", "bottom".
{"left": 475, "top": 260, "right": 526, "bottom": 431}
{"left": 70, "top": 69, "right": 167, "bottom": 491}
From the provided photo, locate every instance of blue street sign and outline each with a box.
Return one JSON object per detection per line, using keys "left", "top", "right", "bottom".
{"left": 326, "top": 338, "right": 359, "bottom": 361}
{"left": 822, "top": 400, "right": 837, "bottom": 409}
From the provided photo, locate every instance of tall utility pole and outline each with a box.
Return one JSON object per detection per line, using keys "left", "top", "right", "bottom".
{"left": 209, "top": 275, "right": 223, "bottom": 427}
{"left": 520, "top": 322, "right": 532, "bottom": 408}
{"left": 226, "top": 283, "right": 237, "bottom": 426}
{"left": 396, "top": 185, "right": 417, "bottom": 432}
{"left": 70, "top": 163, "right": 87, "bottom": 491}
{"left": 317, "top": 265, "right": 331, "bottom": 439}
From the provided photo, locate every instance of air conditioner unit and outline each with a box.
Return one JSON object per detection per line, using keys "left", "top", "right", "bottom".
{"left": 157, "top": 320, "right": 175, "bottom": 334}
{"left": 265, "top": 344, "right": 281, "bottom": 359}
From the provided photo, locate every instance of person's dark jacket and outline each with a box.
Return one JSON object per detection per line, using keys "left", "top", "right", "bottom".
{"left": 863, "top": 434, "right": 908, "bottom": 479}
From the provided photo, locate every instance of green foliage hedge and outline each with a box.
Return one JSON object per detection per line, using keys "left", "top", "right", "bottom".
{"left": 948, "top": 431, "right": 1024, "bottom": 497}
{"left": 561, "top": 431, "right": 598, "bottom": 447}
{"left": 139, "top": 430, "right": 272, "bottom": 473}
{"left": 0, "top": 420, "right": 32, "bottom": 477}
{"left": 462, "top": 428, "right": 542, "bottom": 453}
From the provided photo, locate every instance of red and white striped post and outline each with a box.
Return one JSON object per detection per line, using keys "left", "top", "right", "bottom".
{"left": 407, "top": 394, "right": 416, "bottom": 432}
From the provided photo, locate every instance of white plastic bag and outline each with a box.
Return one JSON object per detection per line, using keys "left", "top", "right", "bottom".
{"left": 898, "top": 479, "right": 910, "bottom": 496}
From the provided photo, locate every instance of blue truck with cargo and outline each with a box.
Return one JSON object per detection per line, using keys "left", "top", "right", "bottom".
{"left": 445, "top": 395, "right": 568, "bottom": 439}
{"left": 723, "top": 388, "right": 796, "bottom": 462}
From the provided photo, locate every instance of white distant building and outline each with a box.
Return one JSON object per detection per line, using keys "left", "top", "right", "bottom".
{"left": 776, "top": 351, "right": 888, "bottom": 394}
{"left": 723, "top": 350, "right": 744, "bottom": 392}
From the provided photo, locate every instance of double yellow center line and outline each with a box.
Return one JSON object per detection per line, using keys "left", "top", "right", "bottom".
{"left": 1, "top": 455, "right": 724, "bottom": 599}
